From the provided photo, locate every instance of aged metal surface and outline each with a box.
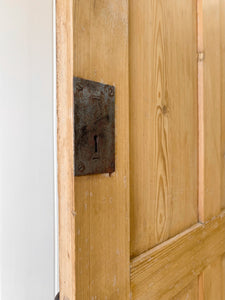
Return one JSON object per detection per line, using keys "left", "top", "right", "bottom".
{"left": 73, "top": 77, "right": 115, "bottom": 176}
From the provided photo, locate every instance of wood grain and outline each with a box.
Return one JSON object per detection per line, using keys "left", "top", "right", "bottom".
{"left": 56, "top": 0, "right": 75, "bottom": 299}
{"left": 130, "top": 0, "right": 198, "bottom": 257}
{"left": 73, "top": 0, "right": 130, "bottom": 298}
{"left": 202, "top": 0, "right": 225, "bottom": 220}
{"left": 201, "top": 256, "right": 225, "bottom": 300}
{"left": 172, "top": 279, "right": 198, "bottom": 300}
{"left": 198, "top": 273, "right": 204, "bottom": 300}
{"left": 56, "top": 0, "right": 225, "bottom": 298}
{"left": 221, "top": 0, "right": 225, "bottom": 211}
{"left": 223, "top": 254, "right": 225, "bottom": 300}
{"left": 197, "top": 0, "right": 205, "bottom": 222}
{"left": 199, "top": 2, "right": 225, "bottom": 297}
{"left": 130, "top": 211, "right": 225, "bottom": 300}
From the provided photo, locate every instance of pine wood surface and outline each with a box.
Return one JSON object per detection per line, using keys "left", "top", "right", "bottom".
{"left": 202, "top": 256, "right": 225, "bottom": 300}
{"left": 202, "top": 0, "right": 225, "bottom": 221}
{"left": 172, "top": 279, "right": 198, "bottom": 300}
{"left": 199, "top": 1, "right": 225, "bottom": 298}
{"left": 130, "top": 211, "right": 225, "bottom": 300}
{"left": 129, "top": 0, "right": 198, "bottom": 258}
{"left": 56, "top": 1, "right": 75, "bottom": 299}
{"left": 73, "top": 0, "right": 130, "bottom": 298}
{"left": 57, "top": 1, "right": 225, "bottom": 299}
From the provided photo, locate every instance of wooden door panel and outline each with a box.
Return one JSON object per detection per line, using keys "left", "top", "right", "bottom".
{"left": 130, "top": 212, "right": 225, "bottom": 299}
{"left": 57, "top": 0, "right": 225, "bottom": 299}
{"left": 130, "top": 0, "right": 198, "bottom": 257}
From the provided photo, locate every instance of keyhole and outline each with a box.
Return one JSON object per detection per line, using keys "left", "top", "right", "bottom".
{"left": 94, "top": 135, "right": 98, "bottom": 153}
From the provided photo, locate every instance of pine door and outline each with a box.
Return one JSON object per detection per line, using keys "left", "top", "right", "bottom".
{"left": 57, "top": 0, "right": 225, "bottom": 299}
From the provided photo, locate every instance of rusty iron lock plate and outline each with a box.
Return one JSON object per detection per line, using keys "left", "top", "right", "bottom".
{"left": 73, "top": 77, "right": 115, "bottom": 176}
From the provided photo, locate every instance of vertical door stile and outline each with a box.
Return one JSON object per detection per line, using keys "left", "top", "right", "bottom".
{"left": 197, "top": 1, "right": 205, "bottom": 297}
{"left": 202, "top": 0, "right": 223, "bottom": 220}
{"left": 198, "top": 0, "right": 225, "bottom": 298}
{"left": 56, "top": 0, "right": 76, "bottom": 300}
{"left": 197, "top": 0, "right": 205, "bottom": 223}
{"left": 73, "top": 0, "right": 130, "bottom": 299}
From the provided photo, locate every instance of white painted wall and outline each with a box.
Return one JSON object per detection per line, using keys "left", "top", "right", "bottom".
{"left": 0, "top": 1, "right": 57, "bottom": 299}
